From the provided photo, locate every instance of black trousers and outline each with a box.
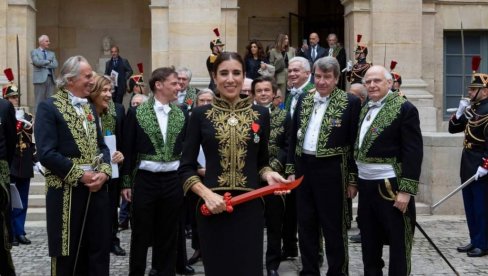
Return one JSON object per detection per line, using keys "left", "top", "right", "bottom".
{"left": 129, "top": 170, "right": 183, "bottom": 276}
{"left": 281, "top": 189, "right": 298, "bottom": 255}
{"left": 264, "top": 194, "right": 285, "bottom": 270}
{"left": 296, "top": 154, "right": 348, "bottom": 276}
{"left": 51, "top": 186, "right": 111, "bottom": 276}
{"left": 0, "top": 202, "right": 15, "bottom": 276}
{"left": 358, "top": 178, "right": 415, "bottom": 276}
{"left": 108, "top": 178, "right": 121, "bottom": 247}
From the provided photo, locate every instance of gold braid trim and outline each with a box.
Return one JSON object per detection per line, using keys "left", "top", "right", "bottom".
{"left": 270, "top": 158, "right": 284, "bottom": 174}
{"left": 183, "top": 175, "right": 202, "bottom": 194}
{"left": 62, "top": 164, "right": 83, "bottom": 187}
{"left": 97, "top": 163, "right": 112, "bottom": 178}
{"left": 61, "top": 185, "right": 72, "bottom": 256}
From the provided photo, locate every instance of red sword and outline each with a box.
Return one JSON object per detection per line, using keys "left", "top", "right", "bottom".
{"left": 200, "top": 176, "right": 304, "bottom": 216}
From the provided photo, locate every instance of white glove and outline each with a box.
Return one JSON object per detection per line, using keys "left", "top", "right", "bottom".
{"left": 342, "top": 60, "right": 353, "bottom": 73}
{"left": 475, "top": 166, "right": 488, "bottom": 180}
{"left": 455, "top": 98, "right": 470, "bottom": 119}
{"left": 15, "top": 109, "right": 24, "bottom": 121}
{"left": 35, "top": 162, "right": 46, "bottom": 176}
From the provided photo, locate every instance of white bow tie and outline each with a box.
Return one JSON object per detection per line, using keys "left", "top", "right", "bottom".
{"left": 156, "top": 104, "right": 171, "bottom": 114}
{"left": 313, "top": 94, "right": 328, "bottom": 104}
{"left": 290, "top": 88, "right": 302, "bottom": 98}
{"left": 71, "top": 96, "right": 88, "bottom": 107}
{"left": 367, "top": 101, "right": 383, "bottom": 109}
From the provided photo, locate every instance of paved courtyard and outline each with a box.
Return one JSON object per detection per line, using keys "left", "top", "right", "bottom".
{"left": 9, "top": 215, "right": 488, "bottom": 275}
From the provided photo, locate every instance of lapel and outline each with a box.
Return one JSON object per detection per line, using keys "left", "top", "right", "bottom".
{"left": 136, "top": 98, "right": 185, "bottom": 160}
{"left": 52, "top": 90, "right": 98, "bottom": 163}
{"left": 356, "top": 92, "right": 404, "bottom": 157}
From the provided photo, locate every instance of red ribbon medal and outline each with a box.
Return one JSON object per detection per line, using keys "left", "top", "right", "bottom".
{"left": 252, "top": 122, "right": 260, "bottom": 143}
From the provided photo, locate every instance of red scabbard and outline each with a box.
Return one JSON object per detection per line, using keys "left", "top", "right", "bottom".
{"left": 200, "top": 176, "right": 304, "bottom": 216}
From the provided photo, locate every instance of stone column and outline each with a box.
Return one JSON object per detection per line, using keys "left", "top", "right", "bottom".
{"left": 6, "top": 0, "right": 36, "bottom": 110}
{"left": 0, "top": 0, "right": 10, "bottom": 91}
{"left": 150, "top": 0, "right": 170, "bottom": 70}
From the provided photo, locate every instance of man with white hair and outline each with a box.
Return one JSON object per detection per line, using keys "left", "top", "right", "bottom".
{"left": 35, "top": 56, "right": 112, "bottom": 275}
{"left": 349, "top": 83, "right": 367, "bottom": 104}
{"left": 31, "top": 34, "right": 58, "bottom": 112}
{"left": 355, "top": 65, "right": 422, "bottom": 275}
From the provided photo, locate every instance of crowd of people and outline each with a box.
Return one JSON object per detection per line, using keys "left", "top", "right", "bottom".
{"left": 0, "top": 29, "right": 486, "bottom": 276}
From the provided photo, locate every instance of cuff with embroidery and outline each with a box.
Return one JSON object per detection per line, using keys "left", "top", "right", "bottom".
{"left": 121, "top": 175, "right": 133, "bottom": 189}
{"left": 349, "top": 172, "right": 357, "bottom": 185}
{"left": 63, "top": 165, "right": 84, "bottom": 187}
{"left": 183, "top": 175, "right": 202, "bottom": 195}
{"left": 285, "top": 164, "right": 295, "bottom": 175}
{"left": 98, "top": 163, "right": 112, "bottom": 179}
{"left": 270, "top": 158, "right": 284, "bottom": 174}
{"left": 398, "top": 178, "right": 418, "bottom": 195}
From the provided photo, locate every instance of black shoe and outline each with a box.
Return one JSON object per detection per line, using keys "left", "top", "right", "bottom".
{"left": 457, "top": 243, "right": 474, "bottom": 252}
{"left": 467, "top": 247, "right": 488, "bottom": 257}
{"left": 111, "top": 244, "right": 126, "bottom": 256}
{"left": 350, "top": 233, "right": 362, "bottom": 243}
{"left": 11, "top": 236, "right": 19, "bottom": 246}
{"left": 267, "top": 269, "right": 279, "bottom": 276}
{"left": 188, "top": 249, "right": 201, "bottom": 265}
{"left": 17, "top": 235, "right": 31, "bottom": 245}
{"left": 118, "top": 220, "right": 129, "bottom": 231}
{"left": 176, "top": 265, "right": 195, "bottom": 275}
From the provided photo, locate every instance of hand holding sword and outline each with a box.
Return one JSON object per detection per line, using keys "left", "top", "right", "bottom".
{"left": 201, "top": 175, "right": 303, "bottom": 216}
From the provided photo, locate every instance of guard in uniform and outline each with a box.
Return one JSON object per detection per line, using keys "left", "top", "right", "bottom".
{"left": 120, "top": 67, "right": 188, "bottom": 275}
{"left": 206, "top": 28, "right": 225, "bottom": 92}
{"left": 346, "top": 34, "right": 372, "bottom": 85}
{"left": 449, "top": 56, "right": 488, "bottom": 257}
{"left": 35, "top": 56, "right": 112, "bottom": 275}
{"left": 390, "top": 60, "right": 405, "bottom": 97}
{"left": 3, "top": 69, "right": 36, "bottom": 246}
{"left": 0, "top": 86, "right": 17, "bottom": 276}
{"left": 287, "top": 56, "right": 361, "bottom": 275}
{"left": 355, "top": 65, "right": 422, "bottom": 275}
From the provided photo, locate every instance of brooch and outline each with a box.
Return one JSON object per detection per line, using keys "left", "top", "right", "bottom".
{"left": 87, "top": 113, "right": 94, "bottom": 122}
{"left": 252, "top": 121, "right": 260, "bottom": 143}
{"left": 186, "top": 98, "right": 193, "bottom": 110}
{"left": 331, "top": 118, "right": 342, "bottom": 127}
{"left": 228, "top": 116, "right": 238, "bottom": 126}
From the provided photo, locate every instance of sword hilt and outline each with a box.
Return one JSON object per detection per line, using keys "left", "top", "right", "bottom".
{"left": 200, "top": 192, "right": 233, "bottom": 216}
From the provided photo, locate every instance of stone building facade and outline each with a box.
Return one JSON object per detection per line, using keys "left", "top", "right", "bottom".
{"left": 1, "top": 0, "right": 488, "bottom": 214}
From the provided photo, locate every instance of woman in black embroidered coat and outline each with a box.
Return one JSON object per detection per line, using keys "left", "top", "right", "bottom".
{"left": 178, "top": 52, "right": 288, "bottom": 276}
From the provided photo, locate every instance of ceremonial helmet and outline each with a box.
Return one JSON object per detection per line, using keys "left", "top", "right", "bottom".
{"left": 2, "top": 68, "right": 19, "bottom": 98}
{"left": 354, "top": 34, "right": 368, "bottom": 56}
{"left": 468, "top": 56, "right": 488, "bottom": 88}
{"left": 390, "top": 60, "right": 402, "bottom": 86}
{"left": 209, "top": 28, "right": 225, "bottom": 50}
{"left": 129, "top": 63, "right": 145, "bottom": 92}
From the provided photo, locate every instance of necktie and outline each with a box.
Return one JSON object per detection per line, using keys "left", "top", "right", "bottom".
{"left": 42, "top": 50, "right": 47, "bottom": 60}
{"left": 113, "top": 59, "right": 118, "bottom": 68}
{"left": 312, "top": 47, "right": 316, "bottom": 61}
{"left": 329, "top": 48, "right": 334, "bottom": 57}
{"left": 367, "top": 101, "right": 382, "bottom": 109}
{"left": 71, "top": 97, "right": 88, "bottom": 107}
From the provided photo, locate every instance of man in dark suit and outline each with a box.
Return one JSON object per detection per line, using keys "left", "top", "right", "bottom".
{"left": 299, "top": 33, "right": 327, "bottom": 68}
{"left": 325, "top": 33, "right": 347, "bottom": 90}
{"left": 35, "top": 56, "right": 112, "bottom": 275}
{"left": 355, "top": 65, "right": 422, "bottom": 275}
{"left": 286, "top": 56, "right": 360, "bottom": 275}
{"left": 121, "top": 67, "right": 189, "bottom": 275}
{"left": 31, "top": 34, "right": 58, "bottom": 113}
{"left": 0, "top": 97, "right": 17, "bottom": 276}
{"left": 105, "top": 46, "right": 133, "bottom": 104}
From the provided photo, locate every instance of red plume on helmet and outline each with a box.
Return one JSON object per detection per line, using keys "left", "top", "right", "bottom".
{"left": 472, "top": 56, "right": 482, "bottom": 73}
{"left": 4, "top": 68, "right": 14, "bottom": 83}
{"left": 213, "top": 28, "right": 220, "bottom": 37}
{"left": 137, "top": 63, "right": 143, "bottom": 74}
{"left": 390, "top": 60, "right": 398, "bottom": 71}
{"left": 356, "top": 34, "right": 362, "bottom": 43}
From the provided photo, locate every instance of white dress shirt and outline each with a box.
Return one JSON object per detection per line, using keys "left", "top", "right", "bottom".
{"left": 177, "top": 90, "right": 187, "bottom": 104}
{"left": 356, "top": 91, "right": 395, "bottom": 180}
{"left": 290, "top": 79, "right": 311, "bottom": 118}
{"left": 302, "top": 92, "right": 329, "bottom": 154}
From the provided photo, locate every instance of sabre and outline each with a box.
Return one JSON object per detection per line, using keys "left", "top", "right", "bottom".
{"left": 201, "top": 176, "right": 304, "bottom": 216}
{"left": 432, "top": 174, "right": 476, "bottom": 209}
{"left": 415, "top": 222, "right": 460, "bottom": 276}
